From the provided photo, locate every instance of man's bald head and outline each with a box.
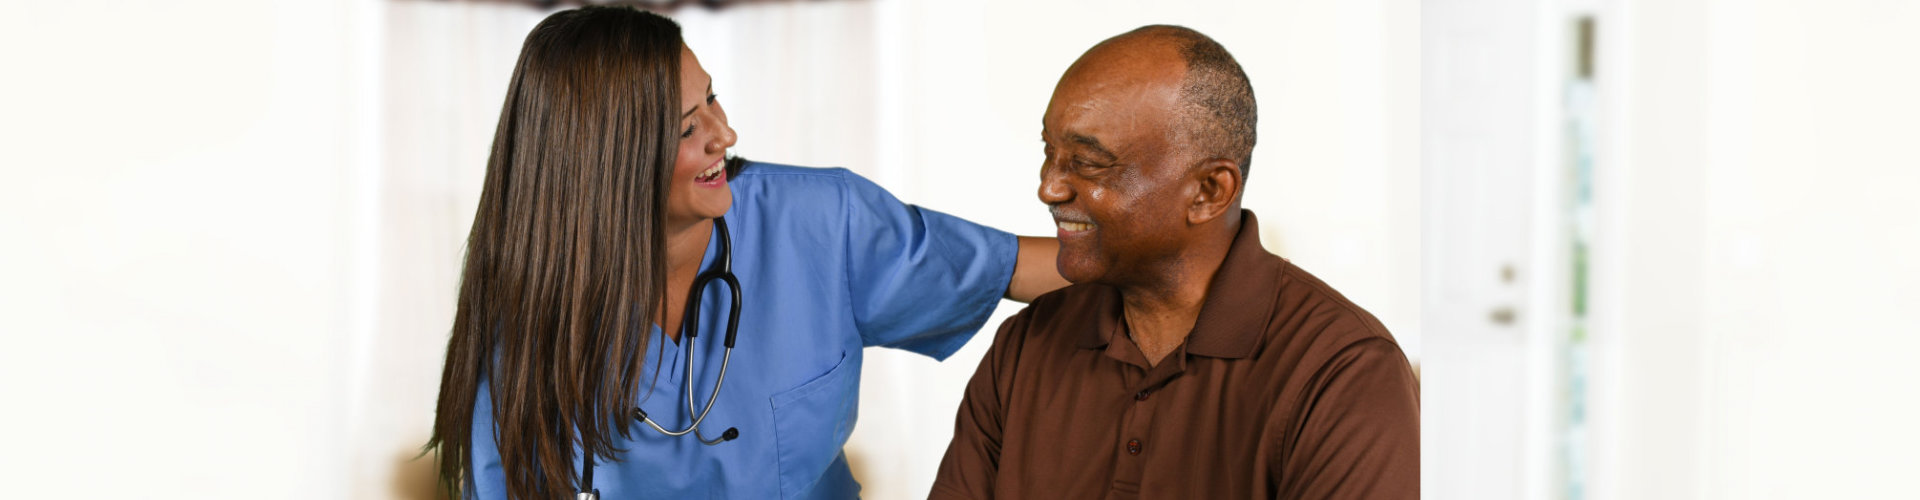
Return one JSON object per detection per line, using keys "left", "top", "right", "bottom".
{"left": 1088, "top": 25, "right": 1258, "bottom": 176}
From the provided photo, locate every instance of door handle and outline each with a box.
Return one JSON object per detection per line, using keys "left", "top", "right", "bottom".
{"left": 1489, "top": 305, "right": 1517, "bottom": 326}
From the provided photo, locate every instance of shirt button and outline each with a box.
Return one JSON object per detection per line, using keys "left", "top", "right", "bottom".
{"left": 1126, "top": 439, "right": 1142, "bottom": 455}
{"left": 1134, "top": 390, "right": 1150, "bottom": 401}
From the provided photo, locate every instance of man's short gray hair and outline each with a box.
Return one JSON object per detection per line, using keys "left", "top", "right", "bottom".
{"left": 1124, "top": 25, "right": 1258, "bottom": 176}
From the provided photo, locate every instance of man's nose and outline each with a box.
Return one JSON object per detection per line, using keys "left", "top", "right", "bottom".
{"left": 1038, "top": 164, "right": 1072, "bottom": 205}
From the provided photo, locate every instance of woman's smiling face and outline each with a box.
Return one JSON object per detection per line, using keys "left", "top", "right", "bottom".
{"left": 665, "top": 45, "right": 738, "bottom": 229}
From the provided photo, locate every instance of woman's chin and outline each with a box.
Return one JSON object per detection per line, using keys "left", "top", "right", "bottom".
{"left": 699, "top": 193, "right": 733, "bottom": 220}
{"left": 667, "top": 190, "right": 732, "bottom": 222}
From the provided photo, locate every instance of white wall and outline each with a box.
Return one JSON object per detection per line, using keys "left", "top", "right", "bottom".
{"left": 1601, "top": 1, "right": 1920, "bottom": 498}
{"left": 0, "top": 0, "right": 381, "bottom": 497}
{"left": 1424, "top": 1, "right": 1920, "bottom": 498}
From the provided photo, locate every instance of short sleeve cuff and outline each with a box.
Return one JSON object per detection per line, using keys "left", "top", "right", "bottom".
{"left": 882, "top": 211, "right": 1017, "bottom": 361}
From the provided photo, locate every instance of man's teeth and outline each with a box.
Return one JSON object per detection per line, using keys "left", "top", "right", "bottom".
{"left": 1057, "top": 221, "right": 1093, "bottom": 232}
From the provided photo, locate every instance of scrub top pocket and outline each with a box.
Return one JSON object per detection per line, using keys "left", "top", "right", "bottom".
{"left": 770, "top": 349, "right": 860, "bottom": 499}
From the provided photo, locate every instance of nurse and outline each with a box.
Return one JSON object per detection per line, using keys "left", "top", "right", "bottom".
{"left": 425, "top": 6, "right": 1064, "bottom": 500}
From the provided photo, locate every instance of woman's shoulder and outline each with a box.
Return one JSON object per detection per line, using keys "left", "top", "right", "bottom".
{"left": 731, "top": 161, "right": 894, "bottom": 207}
{"left": 732, "top": 161, "right": 857, "bottom": 185}
{"left": 727, "top": 161, "right": 857, "bottom": 218}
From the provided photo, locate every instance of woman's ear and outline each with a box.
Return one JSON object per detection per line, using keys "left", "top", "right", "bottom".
{"left": 1188, "top": 158, "right": 1244, "bottom": 225}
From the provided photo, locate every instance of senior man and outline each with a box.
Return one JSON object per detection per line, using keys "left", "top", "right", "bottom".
{"left": 931, "top": 25, "right": 1419, "bottom": 499}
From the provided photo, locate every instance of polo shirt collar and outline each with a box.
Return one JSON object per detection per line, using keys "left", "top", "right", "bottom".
{"left": 1076, "top": 210, "right": 1282, "bottom": 360}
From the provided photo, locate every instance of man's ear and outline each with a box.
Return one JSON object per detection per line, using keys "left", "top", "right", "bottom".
{"left": 1188, "top": 158, "right": 1243, "bottom": 225}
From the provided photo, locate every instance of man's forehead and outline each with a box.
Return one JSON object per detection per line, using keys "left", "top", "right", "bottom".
{"left": 1053, "top": 35, "right": 1183, "bottom": 104}
{"left": 1046, "top": 51, "right": 1183, "bottom": 141}
{"left": 1075, "top": 34, "right": 1187, "bottom": 82}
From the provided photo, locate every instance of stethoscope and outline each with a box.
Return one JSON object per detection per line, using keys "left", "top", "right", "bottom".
{"left": 578, "top": 217, "right": 742, "bottom": 500}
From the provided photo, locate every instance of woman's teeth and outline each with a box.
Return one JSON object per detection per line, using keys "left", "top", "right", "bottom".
{"left": 1057, "top": 221, "right": 1093, "bottom": 232}
{"left": 695, "top": 162, "right": 724, "bottom": 182}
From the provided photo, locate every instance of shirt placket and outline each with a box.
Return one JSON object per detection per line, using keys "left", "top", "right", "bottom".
{"left": 1109, "top": 349, "right": 1187, "bottom": 499}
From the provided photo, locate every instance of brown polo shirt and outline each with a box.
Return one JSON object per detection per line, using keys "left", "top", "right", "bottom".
{"left": 931, "top": 211, "right": 1419, "bottom": 499}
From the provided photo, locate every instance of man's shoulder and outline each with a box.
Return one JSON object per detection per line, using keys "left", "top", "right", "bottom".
{"left": 989, "top": 283, "right": 1114, "bottom": 348}
{"left": 1265, "top": 259, "right": 1405, "bottom": 359}
{"left": 1026, "top": 281, "right": 1106, "bottom": 308}
{"left": 1021, "top": 282, "right": 1113, "bottom": 325}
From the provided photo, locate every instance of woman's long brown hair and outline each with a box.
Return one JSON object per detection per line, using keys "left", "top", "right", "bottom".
{"left": 426, "top": 6, "right": 682, "bottom": 499}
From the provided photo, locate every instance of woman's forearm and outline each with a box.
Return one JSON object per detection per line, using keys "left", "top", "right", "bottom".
{"left": 1006, "top": 236, "right": 1070, "bottom": 303}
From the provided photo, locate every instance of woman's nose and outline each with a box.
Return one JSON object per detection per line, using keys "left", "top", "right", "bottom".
{"left": 712, "top": 119, "right": 738, "bottom": 153}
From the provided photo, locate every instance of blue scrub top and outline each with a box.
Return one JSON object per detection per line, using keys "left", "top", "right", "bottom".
{"left": 468, "top": 163, "right": 1018, "bottom": 499}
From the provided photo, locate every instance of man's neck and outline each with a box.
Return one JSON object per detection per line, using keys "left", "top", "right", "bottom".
{"left": 1119, "top": 284, "right": 1206, "bottom": 367}
{"left": 1115, "top": 230, "right": 1235, "bottom": 367}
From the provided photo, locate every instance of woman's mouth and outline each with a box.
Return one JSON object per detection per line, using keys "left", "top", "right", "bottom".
{"left": 694, "top": 160, "right": 726, "bottom": 185}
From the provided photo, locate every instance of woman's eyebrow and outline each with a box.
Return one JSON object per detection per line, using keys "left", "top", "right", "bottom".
{"left": 683, "top": 79, "right": 715, "bottom": 118}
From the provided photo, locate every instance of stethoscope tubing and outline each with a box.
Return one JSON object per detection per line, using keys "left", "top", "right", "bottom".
{"left": 579, "top": 217, "right": 742, "bottom": 498}
{"left": 634, "top": 345, "right": 732, "bottom": 443}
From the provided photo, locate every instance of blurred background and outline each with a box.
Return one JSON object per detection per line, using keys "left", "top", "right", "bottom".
{"left": 6, "top": 0, "right": 1916, "bottom": 499}
{"left": 0, "top": 0, "right": 1415, "bottom": 498}
{"left": 1425, "top": 1, "right": 1920, "bottom": 499}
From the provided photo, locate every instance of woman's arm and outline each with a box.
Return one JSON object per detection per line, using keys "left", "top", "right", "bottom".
{"left": 1006, "top": 236, "right": 1070, "bottom": 303}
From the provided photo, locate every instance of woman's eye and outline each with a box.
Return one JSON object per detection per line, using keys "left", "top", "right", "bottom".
{"left": 681, "top": 124, "right": 696, "bottom": 139}
{"left": 707, "top": 93, "right": 719, "bottom": 104}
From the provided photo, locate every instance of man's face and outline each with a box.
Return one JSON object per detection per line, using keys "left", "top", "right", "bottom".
{"left": 1040, "top": 39, "right": 1198, "bottom": 286}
